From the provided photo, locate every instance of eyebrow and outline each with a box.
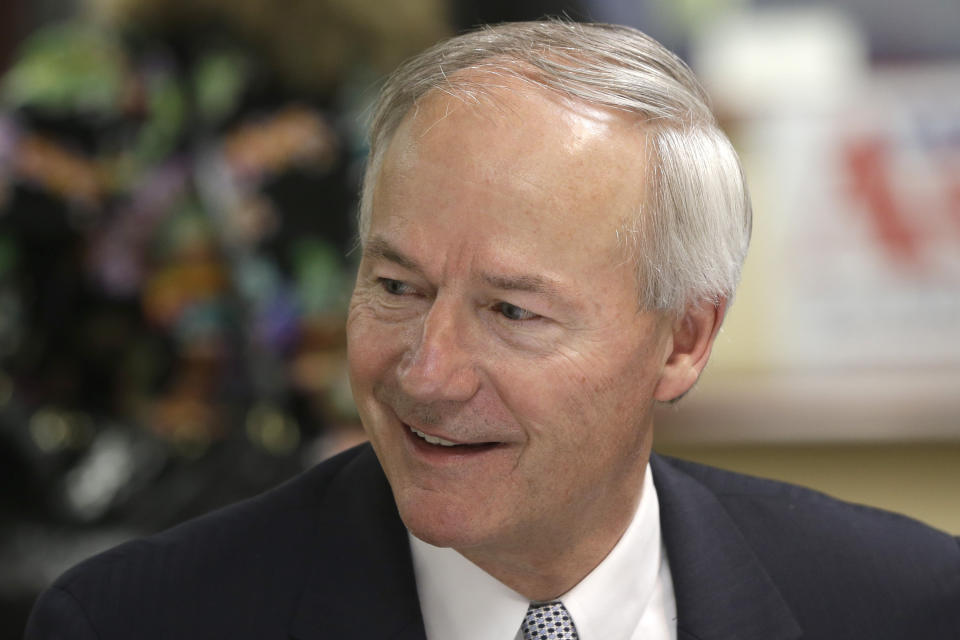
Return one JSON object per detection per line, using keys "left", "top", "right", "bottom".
{"left": 481, "top": 272, "right": 565, "bottom": 298}
{"left": 363, "top": 236, "right": 570, "bottom": 302}
{"left": 363, "top": 237, "right": 421, "bottom": 273}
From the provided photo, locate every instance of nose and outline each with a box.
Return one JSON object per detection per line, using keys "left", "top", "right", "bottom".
{"left": 396, "top": 298, "right": 480, "bottom": 404}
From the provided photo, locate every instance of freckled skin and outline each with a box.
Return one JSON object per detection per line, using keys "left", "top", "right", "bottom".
{"left": 347, "top": 79, "right": 686, "bottom": 599}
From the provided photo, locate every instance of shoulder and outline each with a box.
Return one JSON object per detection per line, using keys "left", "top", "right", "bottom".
{"left": 653, "top": 454, "right": 960, "bottom": 637}
{"left": 656, "top": 453, "right": 959, "bottom": 554}
{"left": 25, "top": 444, "right": 379, "bottom": 639}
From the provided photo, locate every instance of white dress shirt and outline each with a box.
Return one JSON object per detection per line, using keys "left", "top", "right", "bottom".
{"left": 410, "top": 465, "right": 677, "bottom": 640}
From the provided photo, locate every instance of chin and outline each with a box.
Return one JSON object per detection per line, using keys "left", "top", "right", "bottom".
{"left": 394, "top": 487, "right": 494, "bottom": 550}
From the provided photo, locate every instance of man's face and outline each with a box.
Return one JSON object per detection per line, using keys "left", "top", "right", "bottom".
{"left": 347, "top": 81, "right": 674, "bottom": 559}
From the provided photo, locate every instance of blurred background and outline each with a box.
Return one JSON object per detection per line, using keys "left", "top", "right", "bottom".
{"left": 0, "top": 0, "right": 957, "bottom": 634}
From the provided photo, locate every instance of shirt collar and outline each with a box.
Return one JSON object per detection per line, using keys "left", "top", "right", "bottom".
{"left": 410, "top": 531, "right": 529, "bottom": 640}
{"left": 560, "top": 464, "right": 664, "bottom": 639}
{"left": 410, "top": 465, "right": 664, "bottom": 640}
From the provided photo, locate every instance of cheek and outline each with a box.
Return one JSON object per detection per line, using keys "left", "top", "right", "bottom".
{"left": 507, "top": 346, "right": 657, "bottom": 448}
{"left": 346, "top": 307, "right": 400, "bottom": 392}
{"left": 536, "top": 347, "right": 629, "bottom": 418}
{"left": 494, "top": 352, "right": 607, "bottom": 448}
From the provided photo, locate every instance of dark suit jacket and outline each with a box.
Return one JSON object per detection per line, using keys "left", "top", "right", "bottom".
{"left": 25, "top": 444, "right": 960, "bottom": 639}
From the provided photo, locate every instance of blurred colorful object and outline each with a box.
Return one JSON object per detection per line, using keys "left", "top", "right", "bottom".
{"left": 2, "top": 23, "right": 130, "bottom": 116}
{"left": 0, "top": 20, "right": 361, "bottom": 533}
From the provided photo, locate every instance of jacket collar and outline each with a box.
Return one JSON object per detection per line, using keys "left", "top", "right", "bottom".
{"left": 650, "top": 454, "right": 802, "bottom": 640}
{"left": 289, "top": 446, "right": 802, "bottom": 640}
{"left": 289, "top": 444, "right": 427, "bottom": 640}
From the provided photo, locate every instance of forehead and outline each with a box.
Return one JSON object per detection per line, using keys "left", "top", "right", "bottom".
{"left": 370, "top": 78, "right": 648, "bottom": 275}
{"left": 388, "top": 77, "right": 643, "bottom": 184}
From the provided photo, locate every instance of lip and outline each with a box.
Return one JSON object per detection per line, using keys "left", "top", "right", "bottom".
{"left": 401, "top": 420, "right": 504, "bottom": 462}
{"left": 406, "top": 423, "right": 471, "bottom": 446}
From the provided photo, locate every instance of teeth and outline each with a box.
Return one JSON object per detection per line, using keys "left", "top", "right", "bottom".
{"left": 409, "top": 426, "right": 460, "bottom": 447}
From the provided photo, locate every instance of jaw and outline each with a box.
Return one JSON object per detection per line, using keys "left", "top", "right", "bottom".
{"left": 390, "top": 468, "right": 514, "bottom": 551}
{"left": 363, "top": 407, "right": 524, "bottom": 549}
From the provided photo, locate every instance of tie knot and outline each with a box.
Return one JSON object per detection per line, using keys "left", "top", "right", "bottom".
{"left": 520, "top": 601, "right": 579, "bottom": 640}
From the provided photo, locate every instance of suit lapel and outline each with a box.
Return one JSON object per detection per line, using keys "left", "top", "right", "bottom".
{"left": 289, "top": 446, "right": 802, "bottom": 640}
{"left": 650, "top": 454, "right": 802, "bottom": 640}
{"left": 289, "top": 445, "right": 427, "bottom": 640}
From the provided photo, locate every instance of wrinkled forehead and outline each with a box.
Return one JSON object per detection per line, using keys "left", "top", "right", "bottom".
{"left": 369, "top": 76, "right": 650, "bottom": 277}
{"left": 392, "top": 67, "right": 651, "bottom": 177}
{"left": 359, "top": 63, "right": 656, "bottom": 248}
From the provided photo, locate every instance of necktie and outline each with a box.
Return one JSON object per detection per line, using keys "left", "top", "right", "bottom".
{"left": 520, "top": 601, "right": 579, "bottom": 640}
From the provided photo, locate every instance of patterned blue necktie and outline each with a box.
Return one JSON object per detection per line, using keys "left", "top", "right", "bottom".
{"left": 520, "top": 601, "right": 580, "bottom": 640}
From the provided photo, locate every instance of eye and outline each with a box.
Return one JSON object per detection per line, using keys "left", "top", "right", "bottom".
{"left": 378, "top": 278, "right": 413, "bottom": 296}
{"left": 495, "top": 302, "right": 539, "bottom": 321}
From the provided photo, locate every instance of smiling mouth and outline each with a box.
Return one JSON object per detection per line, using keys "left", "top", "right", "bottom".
{"left": 405, "top": 424, "right": 500, "bottom": 450}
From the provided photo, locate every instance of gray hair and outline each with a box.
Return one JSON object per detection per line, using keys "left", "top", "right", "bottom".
{"left": 358, "top": 20, "right": 751, "bottom": 313}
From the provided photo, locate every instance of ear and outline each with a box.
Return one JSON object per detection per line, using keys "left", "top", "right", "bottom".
{"left": 653, "top": 298, "right": 727, "bottom": 402}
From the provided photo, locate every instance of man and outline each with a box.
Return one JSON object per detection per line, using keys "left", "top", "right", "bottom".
{"left": 26, "top": 20, "right": 959, "bottom": 640}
